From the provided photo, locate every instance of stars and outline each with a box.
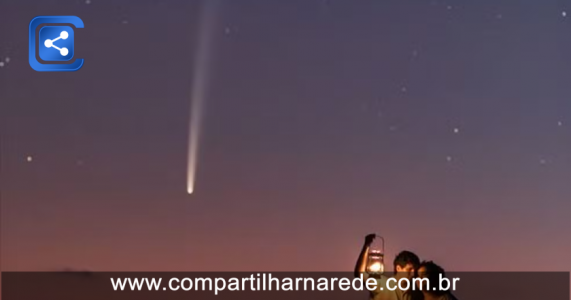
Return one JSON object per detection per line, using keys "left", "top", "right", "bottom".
{"left": 122, "top": 20, "right": 129, "bottom": 25}
{"left": 22, "top": 154, "right": 88, "bottom": 167}
{"left": 495, "top": 13, "right": 503, "bottom": 20}
{"left": 445, "top": 126, "right": 462, "bottom": 165}
{"left": 537, "top": 156, "right": 555, "bottom": 166}
{"left": 563, "top": 11, "right": 567, "bottom": 18}
{"left": 557, "top": 120, "right": 563, "bottom": 127}
{"left": 1, "top": 57, "right": 12, "bottom": 68}
{"left": 400, "top": 86, "right": 408, "bottom": 93}
{"left": 85, "top": 0, "right": 91, "bottom": 4}
{"left": 224, "top": 27, "right": 232, "bottom": 35}
{"left": 446, "top": 5, "right": 453, "bottom": 10}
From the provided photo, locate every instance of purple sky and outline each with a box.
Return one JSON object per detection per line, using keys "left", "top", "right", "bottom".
{"left": 1, "top": 0, "right": 571, "bottom": 272}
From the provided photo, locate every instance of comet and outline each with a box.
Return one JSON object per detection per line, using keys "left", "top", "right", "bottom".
{"left": 187, "top": 0, "right": 220, "bottom": 194}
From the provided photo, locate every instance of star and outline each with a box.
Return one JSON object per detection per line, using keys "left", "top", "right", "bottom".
{"left": 447, "top": 5, "right": 453, "bottom": 10}
{"left": 557, "top": 121, "right": 563, "bottom": 127}
{"left": 563, "top": 11, "right": 567, "bottom": 17}
{"left": 85, "top": 0, "right": 91, "bottom": 4}
{"left": 539, "top": 158, "right": 547, "bottom": 165}
{"left": 5, "top": 57, "right": 9, "bottom": 63}
{"left": 401, "top": 86, "right": 407, "bottom": 93}
{"left": 496, "top": 13, "right": 503, "bottom": 19}
{"left": 446, "top": 156, "right": 453, "bottom": 162}
{"left": 26, "top": 156, "right": 33, "bottom": 162}
{"left": 224, "top": 27, "right": 231, "bottom": 35}
{"left": 453, "top": 127, "right": 460, "bottom": 134}
{"left": 0, "top": 61, "right": 4, "bottom": 68}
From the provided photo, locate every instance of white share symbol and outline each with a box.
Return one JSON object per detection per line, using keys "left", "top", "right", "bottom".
{"left": 44, "top": 31, "right": 69, "bottom": 56}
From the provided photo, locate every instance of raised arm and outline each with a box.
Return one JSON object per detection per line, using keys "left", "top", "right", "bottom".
{"left": 354, "top": 233, "right": 376, "bottom": 278}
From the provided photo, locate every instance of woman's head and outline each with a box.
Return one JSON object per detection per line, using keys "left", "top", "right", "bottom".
{"left": 416, "top": 260, "right": 449, "bottom": 296}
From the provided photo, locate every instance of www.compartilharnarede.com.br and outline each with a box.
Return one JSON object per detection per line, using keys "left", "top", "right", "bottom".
{"left": 110, "top": 273, "right": 460, "bottom": 295}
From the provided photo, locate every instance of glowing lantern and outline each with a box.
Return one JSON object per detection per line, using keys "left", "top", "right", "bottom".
{"left": 367, "top": 235, "right": 385, "bottom": 275}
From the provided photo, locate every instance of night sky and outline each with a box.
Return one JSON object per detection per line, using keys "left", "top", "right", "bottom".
{"left": 1, "top": 0, "right": 571, "bottom": 272}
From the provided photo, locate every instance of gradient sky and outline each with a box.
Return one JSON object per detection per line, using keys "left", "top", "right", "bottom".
{"left": 1, "top": 0, "right": 571, "bottom": 272}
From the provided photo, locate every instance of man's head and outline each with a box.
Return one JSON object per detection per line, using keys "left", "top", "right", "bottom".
{"left": 416, "top": 261, "right": 448, "bottom": 296}
{"left": 393, "top": 250, "right": 420, "bottom": 280}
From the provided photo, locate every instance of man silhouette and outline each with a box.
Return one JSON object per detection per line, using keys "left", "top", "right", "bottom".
{"left": 354, "top": 234, "right": 423, "bottom": 300}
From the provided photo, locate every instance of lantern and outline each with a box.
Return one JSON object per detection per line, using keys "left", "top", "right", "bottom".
{"left": 367, "top": 235, "right": 385, "bottom": 275}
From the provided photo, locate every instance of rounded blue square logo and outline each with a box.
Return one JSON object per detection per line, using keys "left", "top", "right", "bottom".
{"left": 29, "top": 16, "right": 84, "bottom": 72}
{"left": 39, "top": 26, "right": 74, "bottom": 61}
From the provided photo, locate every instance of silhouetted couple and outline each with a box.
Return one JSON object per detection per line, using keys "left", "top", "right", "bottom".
{"left": 354, "top": 234, "right": 458, "bottom": 300}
